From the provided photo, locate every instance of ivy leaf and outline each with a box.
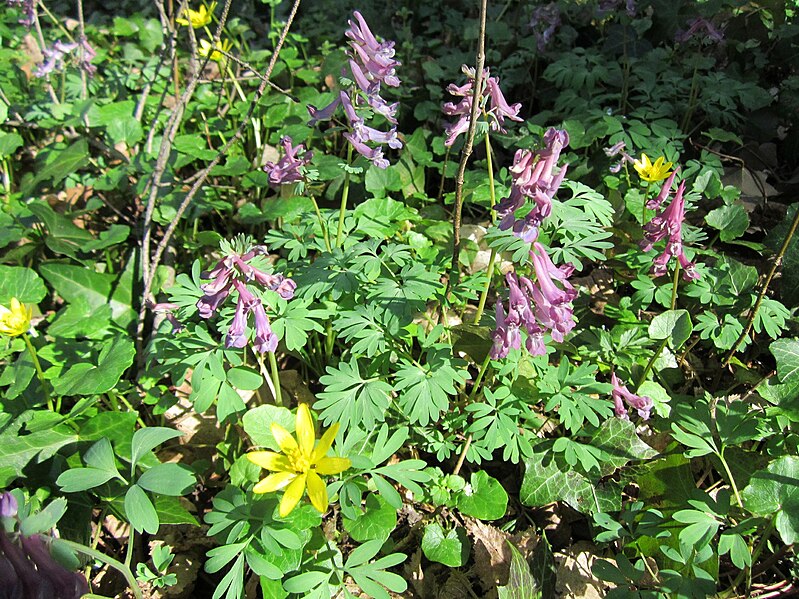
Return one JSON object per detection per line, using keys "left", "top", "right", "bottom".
{"left": 742, "top": 455, "right": 799, "bottom": 544}
{"left": 497, "top": 543, "right": 541, "bottom": 599}
{"left": 590, "top": 418, "right": 658, "bottom": 476}
{"left": 421, "top": 523, "right": 469, "bottom": 567}
{"left": 705, "top": 204, "right": 749, "bottom": 242}
{"left": 771, "top": 338, "right": 799, "bottom": 384}
{"left": 316, "top": 359, "right": 393, "bottom": 433}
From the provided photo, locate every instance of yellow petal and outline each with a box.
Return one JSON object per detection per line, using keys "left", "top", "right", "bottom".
{"left": 315, "top": 456, "right": 351, "bottom": 475}
{"left": 246, "top": 451, "right": 293, "bottom": 472}
{"left": 311, "top": 422, "right": 339, "bottom": 464}
{"left": 271, "top": 423, "right": 298, "bottom": 454}
{"left": 253, "top": 471, "right": 296, "bottom": 494}
{"left": 279, "top": 472, "right": 307, "bottom": 517}
{"left": 306, "top": 471, "right": 328, "bottom": 513}
{"left": 295, "top": 404, "right": 315, "bottom": 458}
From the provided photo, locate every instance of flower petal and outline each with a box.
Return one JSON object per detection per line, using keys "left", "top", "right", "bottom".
{"left": 315, "top": 456, "right": 352, "bottom": 475}
{"left": 311, "top": 422, "right": 340, "bottom": 464}
{"left": 271, "top": 423, "right": 298, "bottom": 454}
{"left": 253, "top": 471, "right": 296, "bottom": 494}
{"left": 279, "top": 472, "right": 307, "bottom": 517}
{"left": 306, "top": 471, "right": 328, "bottom": 513}
{"left": 295, "top": 403, "right": 315, "bottom": 458}
{"left": 247, "top": 451, "right": 293, "bottom": 472}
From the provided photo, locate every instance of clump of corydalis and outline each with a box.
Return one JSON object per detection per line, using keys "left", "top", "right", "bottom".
{"left": 495, "top": 128, "right": 569, "bottom": 243}
{"left": 6, "top": 0, "right": 35, "bottom": 28}
{"left": 491, "top": 243, "right": 577, "bottom": 359}
{"left": 611, "top": 373, "right": 653, "bottom": 420}
{"left": 597, "top": 0, "right": 636, "bottom": 17}
{"left": 675, "top": 17, "right": 724, "bottom": 45}
{"left": 263, "top": 137, "right": 313, "bottom": 187}
{"left": 307, "top": 11, "right": 402, "bottom": 169}
{"left": 640, "top": 180, "right": 700, "bottom": 280}
{"left": 528, "top": 3, "right": 561, "bottom": 51}
{"left": 442, "top": 65, "right": 522, "bottom": 147}
{"left": 197, "top": 238, "right": 295, "bottom": 354}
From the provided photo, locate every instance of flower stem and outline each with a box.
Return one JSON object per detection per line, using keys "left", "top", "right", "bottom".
{"left": 454, "top": 353, "right": 493, "bottom": 476}
{"left": 23, "top": 334, "right": 54, "bottom": 412}
{"left": 718, "top": 447, "right": 744, "bottom": 509}
{"left": 268, "top": 350, "right": 283, "bottom": 407}
{"left": 311, "top": 195, "right": 331, "bottom": 252}
{"left": 473, "top": 134, "right": 498, "bottom": 325}
{"left": 641, "top": 181, "right": 651, "bottom": 224}
{"left": 335, "top": 144, "right": 354, "bottom": 249}
{"left": 57, "top": 538, "right": 142, "bottom": 599}
{"left": 670, "top": 261, "right": 681, "bottom": 310}
{"left": 636, "top": 337, "right": 667, "bottom": 393}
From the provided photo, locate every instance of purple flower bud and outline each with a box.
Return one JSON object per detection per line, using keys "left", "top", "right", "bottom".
{"left": 275, "top": 278, "right": 297, "bottom": 300}
{"left": 646, "top": 169, "right": 678, "bottom": 211}
{"left": 308, "top": 96, "right": 342, "bottom": 125}
{"left": 0, "top": 492, "right": 18, "bottom": 518}
{"left": 675, "top": 17, "right": 724, "bottom": 44}
{"left": 344, "top": 132, "right": 389, "bottom": 169}
{"left": 611, "top": 372, "right": 653, "bottom": 420}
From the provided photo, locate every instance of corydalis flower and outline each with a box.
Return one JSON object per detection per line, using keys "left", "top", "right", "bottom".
{"left": 528, "top": 3, "right": 561, "bottom": 51}
{"left": 263, "top": 137, "right": 313, "bottom": 187}
{"left": 490, "top": 243, "right": 576, "bottom": 359}
{"left": 495, "top": 128, "right": 569, "bottom": 243}
{"left": 442, "top": 65, "right": 522, "bottom": 146}
{"left": 6, "top": 0, "right": 35, "bottom": 27}
{"left": 197, "top": 243, "right": 295, "bottom": 353}
{"left": 78, "top": 36, "right": 97, "bottom": 77}
{"left": 307, "top": 11, "right": 401, "bottom": 169}
{"left": 611, "top": 373, "right": 653, "bottom": 420}
{"left": 35, "top": 40, "right": 78, "bottom": 78}
{"left": 640, "top": 181, "right": 699, "bottom": 280}
{"left": 247, "top": 404, "right": 351, "bottom": 517}
{"left": 604, "top": 139, "right": 634, "bottom": 174}
{"left": 597, "top": 0, "right": 636, "bottom": 17}
{"left": 675, "top": 17, "right": 724, "bottom": 44}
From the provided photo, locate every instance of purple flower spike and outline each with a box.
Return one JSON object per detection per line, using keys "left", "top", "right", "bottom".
{"left": 226, "top": 281, "right": 254, "bottom": 349}
{"left": 646, "top": 168, "right": 678, "bottom": 211}
{"left": 345, "top": 10, "right": 401, "bottom": 88}
{"left": 611, "top": 372, "right": 653, "bottom": 420}
{"left": 640, "top": 181, "right": 699, "bottom": 281}
{"left": 528, "top": 243, "right": 577, "bottom": 343}
{"left": 675, "top": 17, "right": 724, "bottom": 44}
{"left": 263, "top": 136, "right": 313, "bottom": 187}
{"left": 528, "top": 3, "right": 561, "bottom": 51}
{"left": 35, "top": 40, "right": 79, "bottom": 78}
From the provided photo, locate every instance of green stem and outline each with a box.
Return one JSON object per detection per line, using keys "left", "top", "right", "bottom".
{"left": 717, "top": 515, "right": 777, "bottom": 598}
{"left": 23, "top": 334, "right": 53, "bottom": 412}
{"left": 335, "top": 144, "right": 354, "bottom": 248}
{"left": 670, "top": 261, "right": 681, "bottom": 310}
{"left": 641, "top": 181, "right": 651, "bottom": 224}
{"left": 268, "top": 351, "right": 283, "bottom": 407}
{"left": 311, "top": 195, "right": 331, "bottom": 252}
{"left": 473, "top": 134, "right": 498, "bottom": 325}
{"left": 57, "top": 538, "right": 142, "bottom": 599}
{"left": 680, "top": 63, "right": 701, "bottom": 133}
{"left": 637, "top": 337, "right": 667, "bottom": 392}
{"left": 468, "top": 352, "right": 493, "bottom": 404}
{"left": 718, "top": 447, "right": 744, "bottom": 509}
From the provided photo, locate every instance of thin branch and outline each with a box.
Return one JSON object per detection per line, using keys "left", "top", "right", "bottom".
{"left": 447, "top": 0, "right": 488, "bottom": 299}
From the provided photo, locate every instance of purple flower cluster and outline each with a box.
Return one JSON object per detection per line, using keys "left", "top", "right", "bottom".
{"left": 597, "top": 0, "right": 636, "bottom": 17}
{"left": 675, "top": 17, "right": 724, "bottom": 44}
{"left": 611, "top": 373, "right": 653, "bottom": 420}
{"left": 197, "top": 246, "right": 295, "bottom": 354}
{"left": 495, "top": 128, "right": 569, "bottom": 243}
{"left": 263, "top": 136, "right": 313, "bottom": 187}
{"left": 442, "top": 65, "right": 522, "bottom": 147}
{"left": 308, "top": 11, "right": 401, "bottom": 169}
{"left": 528, "top": 3, "right": 561, "bottom": 51}
{"left": 6, "top": 0, "right": 35, "bottom": 27}
{"left": 604, "top": 139, "right": 635, "bottom": 174}
{"left": 0, "top": 492, "right": 89, "bottom": 599}
{"left": 34, "top": 36, "right": 97, "bottom": 78}
{"left": 491, "top": 243, "right": 577, "bottom": 359}
{"left": 640, "top": 180, "right": 699, "bottom": 280}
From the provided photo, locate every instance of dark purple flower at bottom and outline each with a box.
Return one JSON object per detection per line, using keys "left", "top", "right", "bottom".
{"left": 611, "top": 373, "right": 653, "bottom": 420}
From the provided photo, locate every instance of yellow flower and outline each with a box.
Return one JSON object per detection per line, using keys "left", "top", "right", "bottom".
{"left": 198, "top": 38, "right": 232, "bottom": 63}
{"left": 247, "top": 404, "right": 351, "bottom": 517}
{"left": 176, "top": 2, "right": 215, "bottom": 28}
{"left": 633, "top": 153, "right": 674, "bottom": 183}
{"left": 0, "top": 298, "right": 32, "bottom": 337}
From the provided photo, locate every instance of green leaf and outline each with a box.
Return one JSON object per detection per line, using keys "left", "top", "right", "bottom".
{"left": 27, "top": 200, "right": 93, "bottom": 258}
{"left": 742, "top": 455, "right": 799, "bottom": 544}
{"left": 154, "top": 496, "right": 198, "bottom": 526}
{"left": 0, "top": 423, "right": 77, "bottom": 483}
{"left": 125, "top": 484, "right": 159, "bottom": 534}
{"left": 316, "top": 359, "right": 393, "bottom": 434}
{"left": 706, "top": 203, "right": 749, "bottom": 241}
{"left": 421, "top": 523, "right": 469, "bottom": 567}
{"left": 23, "top": 139, "right": 90, "bottom": 195}
{"left": 137, "top": 463, "right": 195, "bottom": 496}
{"left": 57, "top": 467, "right": 118, "bottom": 492}
{"left": 130, "top": 427, "right": 184, "bottom": 470}
{"left": 765, "top": 203, "right": 799, "bottom": 307}
{"left": 497, "top": 543, "right": 540, "bottom": 599}
{"left": 52, "top": 336, "right": 136, "bottom": 396}
{"left": 19, "top": 498, "right": 68, "bottom": 536}
{"left": 456, "top": 471, "right": 508, "bottom": 520}
{"left": 648, "top": 309, "right": 692, "bottom": 350}
{"left": 395, "top": 349, "right": 469, "bottom": 426}
{"left": 590, "top": 418, "right": 658, "bottom": 476}
{"left": 242, "top": 405, "right": 294, "bottom": 451}
{"left": 226, "top": 366, "right": 263, "bottom": 391}
{"left": 245, "top": 546, "right": 283, "bottom": 580}
{"left": 0, "top": 266, "right": 47, "bottom": 305}
{"left": 450, "top": 324, "right": 493, "bottom": 364}
{"left": 343, "top": 494, "right": 397, "bottom": 543}
{"left": 771, "top": 338, "right": 799, "bottom": 384}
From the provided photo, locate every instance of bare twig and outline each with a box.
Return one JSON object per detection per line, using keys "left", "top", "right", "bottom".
{"left": 723, "top": 202, "right": 799, "bottom": 366}
{"left": 447, "top": 0, "right": 488, "bottom": 299}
